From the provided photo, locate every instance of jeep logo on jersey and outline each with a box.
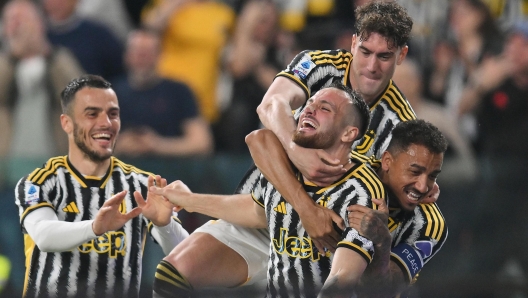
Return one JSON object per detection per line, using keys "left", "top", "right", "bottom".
{"left": 78, "top": 231, "right": 126, "bottom": 257}
{"left": 273, "top": 227, "right": 329, "bottom": 261}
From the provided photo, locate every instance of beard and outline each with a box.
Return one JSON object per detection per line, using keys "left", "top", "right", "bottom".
{"left": 73, "top": 123, "right": 113, "bottom": 162}
{"left": 292, "top": 129, "right": 337, "bottom": 149}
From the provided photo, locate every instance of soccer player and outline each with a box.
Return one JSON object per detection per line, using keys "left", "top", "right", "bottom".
{"left": 346, "top": 119, "right": 448, "bottom": 297}
{"left": 152, "top": 83, "right": 384, "bottom": 297}
{"left": 163, "top": 1, "right": 424, "bottom": 293}
{"left": 14, "top": 75, "right": 189, "bottom": 298}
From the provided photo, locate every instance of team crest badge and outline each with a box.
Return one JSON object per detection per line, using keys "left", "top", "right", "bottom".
{"left": 25, "top": 183, "right": 40, "bottom": 205}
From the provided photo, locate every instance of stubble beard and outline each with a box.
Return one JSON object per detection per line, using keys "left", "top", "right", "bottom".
{"left": 73, "top": 123, "right": 113, "bottom": 163}
{"left": 292, "top": 129, "right": 337, "bottom": 150}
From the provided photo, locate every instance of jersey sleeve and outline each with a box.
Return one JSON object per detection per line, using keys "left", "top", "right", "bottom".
{"left": 276, "top": 49, "right": 316, "bottom": 99}
{"left": 15, "top": 176, "right": 56, "bottom": 231}
{"left": 338, "top": 228, "right": 375, "bottom": 264}
{"left": 250, "top": 173, "right": 267, "bottom": 208}
{"left": 390, "top": 203, "right": 448, "bottom": 282}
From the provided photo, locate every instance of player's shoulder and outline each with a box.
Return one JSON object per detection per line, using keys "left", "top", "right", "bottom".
{"left": 22, "top": 156, "right": 68, "bottom": 186}
{"left": 111, "top": 157, "right": 154, "bottom": 179}
{"left": 348, "top": 157, "right": 385, "bottom": 199}
{"left": 415, "top": 202, "right": 447, "bottom": 237}
{"left": 378, "top": 80, "right": 416, "bottom": 121}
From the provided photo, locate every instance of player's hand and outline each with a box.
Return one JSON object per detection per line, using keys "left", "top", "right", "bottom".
{"left": 421, "top": 182, "right": 439, "bottom": 204}
{"left": 286, "top": 143, "right": 346, "bottom": 186}
{"left": 92, "top": 190, "right": 142, "bottom": 236}
{"left": 149, "top": 180, "right": 192, "bottom": 210}
{"left": 347, "top": 198, "right": 390, "bottom": 246}
{"left": 299, "top": 203, "right": 345, "bottom": 254}
{"left": 134, "top": 175, "right": 173, "bottom": 227}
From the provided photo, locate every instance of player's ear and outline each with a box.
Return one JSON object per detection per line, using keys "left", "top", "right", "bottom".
{"left": 342, "top": 126, "right": 358, "bottom": 143}
{"left": 61, "top": 114, "right": 73, "bottom": 134}
{"left": 350, "top": 34, "right": 357, "bottom": 51}
{"left": 381, "top": 151, "right": 393, "bottom": 172}
{"left": 397, "top": 45, "right": 408, "bottom": 65}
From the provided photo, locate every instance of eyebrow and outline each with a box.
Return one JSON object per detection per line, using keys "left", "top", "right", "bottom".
{"left": 410, "top": 164, "right": 442, "bottom": 175}
{"left": 359, "top": 45, "right": 395, "bottom": 57}
{"left": 84, "top": 106, "right": 120, "bottom": 113}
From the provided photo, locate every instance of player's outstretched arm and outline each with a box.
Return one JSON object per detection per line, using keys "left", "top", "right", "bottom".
{"left": 246, "top": 129, "right": 345, "bottom": 253}
{"left": 318, "top": 249, "right": 368, "bottom": 298}
{"left": 347, "top": 198, "right": 408, "bottom": 297}
{"left": 149, "top": 181, "right": 266, "bottom": 228}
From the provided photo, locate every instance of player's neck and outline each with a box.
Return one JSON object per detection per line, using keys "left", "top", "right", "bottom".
{"left": 68, "top": 150, "right": 111, "bottom": 177}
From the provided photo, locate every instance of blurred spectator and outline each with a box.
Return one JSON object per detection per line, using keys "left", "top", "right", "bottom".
{"left": 398, "top": 0, "right": 449, "bottom": 66}
{"left": 142, "top": 0, "right": 235, "bottom": 123}
{"left": 393, "top": 59, "right": 477, "bottom": 185}
{"left": 0, "top": 0, "right": 83, "bottom": 185}
{"left": 456, "top": 21, "right": 528, "bottom": 286}
{"left": 113, "top": 29, "right": 213, "bottom": 158}
{"left": 423, "top": 0, "right": 504, "bottom": 148}
{"left": 42, "top": 0, "right": 125, "bottom": 81}
{"left": 77, "top": 0, "right": 133, "bottom": 42}
{"left": 213, "top": 0, "right": 283, "bottom": 154}
{"left": 486, "top": 0, "right": 528, "bottom": 30}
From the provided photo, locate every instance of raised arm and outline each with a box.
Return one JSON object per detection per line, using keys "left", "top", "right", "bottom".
{"left": 149, "top": 180, "right": 266, "bottom": 229}
{"left": 318, "top": 248, "right": 368, "bottom": 298}
{"left": 245, "top": 129, "right": 345, "bottom": 254}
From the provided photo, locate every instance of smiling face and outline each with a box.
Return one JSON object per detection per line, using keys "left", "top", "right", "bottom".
{"left": 382, "top": 144, "right": 443, "bottom": 212}
{"left": 350, "top": 33, "right": 407, "bottom": 104}
{"left": 62, "top": 87, "right": 120, "bottom": 163}
{"left": 293, "top": 88, "right": 352, "bottom": 150}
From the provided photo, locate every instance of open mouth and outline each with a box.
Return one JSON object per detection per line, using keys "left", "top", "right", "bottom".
{"left": 300, "top": 118, "right": 318, "bottom": 130}
{"left": 405, "top": 189, "right": 423, "bottom": 202}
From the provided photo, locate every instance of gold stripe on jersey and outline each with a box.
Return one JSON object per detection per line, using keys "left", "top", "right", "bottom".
{"left": 420, "top": 203, "right": 445, "bottom": 241}
{"left": 350, "top": 151, "right": 369, "bottom": 163}
{"left": 276, "top": 72, "right": 310, "bottom": 98}
{"left": 311, "top": 51, "right": 352, "bottom": 65}
{"left": 23, "top": 234, "right": 35, "bottom": 298}
{"left": 20, "top": 202, "right": 55, "bottom": 224}
{"left": 355, "top": 131, "right": 374, "bottom": 154}
{"left": 156, "top": 261, "right": 193, "bottom": 289}
{"left": 338, "top": 241, "right": 373, "bottom": 263}
{"left": 28, "top": 156, "right": 67, "bottom": 185}
{"left": 113, "top": 158, "right": 154, "bottom": 176}
{"left": 273, "top": 202, "right": 287, "bottom": 214}
{"left": 64, "top": 158, "right": 88, "bottom": 187}
{"left": 383, "top": 83, "right": 416, "bottom": 121}
{"left": 63, "top": 202, "right": 80, "bottom": 213}
{"left": 357, "top": 167, "right": 385, "bottom": 202}
{"left": 251, "top": 192, "right": 265, "bottom": 208}
{"left": 387, "top": 216, "right": 399, "bottom": 233}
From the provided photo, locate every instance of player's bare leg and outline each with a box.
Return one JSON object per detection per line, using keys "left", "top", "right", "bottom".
{"left": 153, "top": 232, "right": 249, "bottom": 297}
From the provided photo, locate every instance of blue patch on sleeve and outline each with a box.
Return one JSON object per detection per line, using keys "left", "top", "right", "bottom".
{"left": 391, "top": 243, "right": 424, "bottom": 280}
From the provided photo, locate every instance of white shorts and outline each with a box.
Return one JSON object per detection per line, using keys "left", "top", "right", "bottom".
{"left": 194, "top": 219, "right": 269, "bottom": 286}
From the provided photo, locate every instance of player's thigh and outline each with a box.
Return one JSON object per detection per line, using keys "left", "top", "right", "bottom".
{"left": 164, "top": 232, "right": 248, "bottom": 288}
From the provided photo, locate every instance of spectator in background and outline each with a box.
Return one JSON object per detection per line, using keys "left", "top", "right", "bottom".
{"left": 456, "top": 21, "right": 528, "bottom": 288}
{"left": 142, "top": 0, "right": 235, "bottom": 123}
{"left": 0, "top": 0, "right": 83, "bottom": 186}
{"left": 76, "top": 0, "right": 133, "bottom": 42}
{"left": 214, "top": 0, "right": 283, "bottom": 154}
{"left": 113, "top": 29, "right": 213, "bottom": 158}
{"left": 42, "top": 0, "right": 125, "bottom": 81}
{"left": 393, "top": 58, "right": 477, "bottom": 184}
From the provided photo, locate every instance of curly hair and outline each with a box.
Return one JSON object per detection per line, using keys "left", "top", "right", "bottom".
{"left": 387, "top": 120, "right": 448, "bottom": 155}
{"left": 355, "top": 1, "right": 413, "bottom": 49}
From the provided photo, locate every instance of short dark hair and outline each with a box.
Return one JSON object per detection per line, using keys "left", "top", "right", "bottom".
{"left": 328, "top": 81, "right": 371, "bottom": 140}
{"left": 61, "top": 75, "right": 112, "bottom": 115}
{"left": 387, "top": 120, "right": 448, "bottom": 155}
{"left": 355, "top": 1, "right": 413, "bottom": 49}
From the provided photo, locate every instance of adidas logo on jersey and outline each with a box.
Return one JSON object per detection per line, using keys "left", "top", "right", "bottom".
{"left": 63, "top": 202, "right": 80, "bottom": 213}
{"left": 273, "top": 202, "right": 287, "bottom": 214}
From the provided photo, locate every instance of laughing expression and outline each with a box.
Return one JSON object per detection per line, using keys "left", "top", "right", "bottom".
{"left": 69, "top": 87, "right": 120, "bottom": 162}
{"left": 383, "top": 144, "right": 443, "bottom": 212}
{"left": 293, "top": 89, "right": 347, "bottom": 150}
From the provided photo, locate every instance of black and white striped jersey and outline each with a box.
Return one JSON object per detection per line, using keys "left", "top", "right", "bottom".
{"left": 388, "top": 202, "right": 448, "bottom": 283}
{"left": 251, "top": 159, "right": 385, "bottom": 298}
{"left": 15, "top": 156, "right": 157, "bottom": 298}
